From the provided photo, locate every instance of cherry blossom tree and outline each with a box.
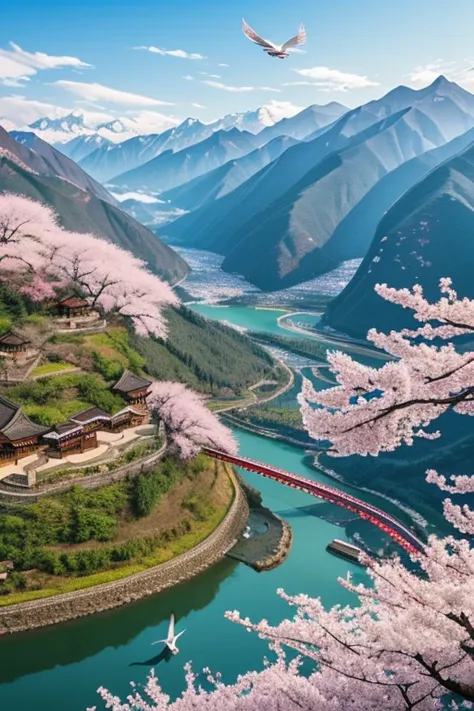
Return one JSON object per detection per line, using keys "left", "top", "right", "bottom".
{"left": 0, "top": 193, "right": 178, "bottom": 337}
{"left": 93, "top": 279, "right": 474, "bottom": 711}
{"left": 147, "top": 381, "right": 237, "bottom": 458}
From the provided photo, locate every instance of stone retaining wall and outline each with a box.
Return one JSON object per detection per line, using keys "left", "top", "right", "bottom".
{"left": 0, "top": 468, "right": 248, "bottom": 635}
{"left": 254, "top": 516, "right": 293, "bottom": 572}
{"left": 0, "top": 444, "right": 166, "bottom": 503}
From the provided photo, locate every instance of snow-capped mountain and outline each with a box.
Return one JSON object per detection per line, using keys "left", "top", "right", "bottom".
{"left": 58, "top": 134, "right": 114, "bottom": 163}
{"left": 23, "top": 111, "right": 140, "bottom": 146}
{"left": 209, "top": 101, "right": 306, "bottom": 134}
{"left": 79, "top": 118, "right": 221, "bottom": 184}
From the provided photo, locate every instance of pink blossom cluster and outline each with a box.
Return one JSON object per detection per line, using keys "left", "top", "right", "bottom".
{"left": 147, "top": 381, "right": 237, "bottom": 459}
{"left": 297, "top": 280, "right": 474, "bottom": 457}
{"left": 94, "top": 278, "right": 474, "bottom": 711}
{"left": 0, "top": 193, "right": 178, "bottom": 338}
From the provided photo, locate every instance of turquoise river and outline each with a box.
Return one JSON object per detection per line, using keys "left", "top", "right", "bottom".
{"left": 0, "top": 305, "right": 417, "bottom": 711}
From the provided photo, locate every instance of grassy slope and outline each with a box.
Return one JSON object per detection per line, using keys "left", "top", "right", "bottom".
{"left": 0, "top": 459, "right": 234, "bottom": 605}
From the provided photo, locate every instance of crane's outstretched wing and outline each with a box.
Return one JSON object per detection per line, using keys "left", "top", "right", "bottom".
{"left": 241, "top": 18, "right": 277, "bottom": 50}
{"left": 167, "top": 613, "right": 175, "bottom": 642}
{"left": 282, "top": 24, "right": 307, "bottom": 51}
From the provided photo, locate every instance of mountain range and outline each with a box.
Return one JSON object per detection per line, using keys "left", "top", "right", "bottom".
{"left": 3, "top": 75, "right": 474, "bottom": 330}
{"left": 323, "top": 136, "right": 474, "bottom": 339}
{"left": 112, "top": 127, "right": 264, "bottom": 194}
{"left": 0, "top": 125, "right": 188, "bottom": 284}
{"left": 164, "top": 76, "right": 474, "bottom": 290}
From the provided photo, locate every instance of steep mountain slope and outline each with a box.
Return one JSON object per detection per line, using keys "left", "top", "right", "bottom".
{"left": 0, "top": 146, "right": 188, "bottom": 284}
{"left": 324, "top": 140, "right": 474, "bottom": 339}
{"left": 257, "top": 102, "right": 348, "bottom": 143}
{"left": 325, "top": 123, "right": 474, "bottom": 265}
{"left": 164, "top": 110, "right": 358, "bottom": 248}
{"left": 305, "top": 76, "right": 474, "bottom": 144}
{"left": 59, "top": 134, "right": 114, "bottom": 163}
{"left": 80, "top": 118, "right": 217, "bottom": 184}
{"left": 113, "top": 128, "right": 262, "bottom": 193}
{"left": 220, "top": 107, "right": 450, "bottom": 289}
{"left": 166, "top": 77, "right": 474, "bottom": 290}
{"left": 7, "top": 129, "right": 117, "bottom": 206}
{"left": 161, "top": 135, "right": 299, "bottom": 211}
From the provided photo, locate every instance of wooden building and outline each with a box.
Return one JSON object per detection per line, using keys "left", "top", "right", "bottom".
{"left": 113, "top": 370, "right": 152, "bottom": 417}
{"left": 56, "top": 296, "right": 91, "bottom": 319}
{"left": 43, "top": 421, "right": 98, "bottom": 459}
{"left": 113, "top": 370, "right": 152, "bottom": 407}
{"left": 69, "top": 407, "right": 111, "bottom": 433}
{"left": 0, "top": 331, "right": 31, "bottom": 355}
{"left": 0, "top": 395, "right": 48, "bottom": 464}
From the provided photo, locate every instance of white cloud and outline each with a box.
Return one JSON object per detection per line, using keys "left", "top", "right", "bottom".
{"left": 0, "top": 42, "right": 90, "bottom": 86}
{"left": 122, "top": 110, "right": 180, "bottom": 134}
{"left": 110, "top": 191, "right": 162, "bottom": 204}
{"left": 198, "top": 72, "right": 221, "bottom": 78}
{"left": 291, "top": 66, "right": 379, "bottom": 92}
{"left": 51, "top": 80, "right": 173, "bottom": 106}
{"left": 218, "top": 63, "right": 229, "bottom": 67}
{"left": 259, "top": 99, "right": 304, "bottom": 122}
{"left": 202, "top": 80, "right": 280, "bottom": 93}
{"left": 134, "top": 45, "right": 205, "bottom": 60}
{"left": 183, "top": 75, "right": 194, "bottom": 81}
{"left": 0, "top": 95, "right": 71, "bottom": 126}
{"left": 406, "top": 59, "right": 474, "bottom": 90}
{"left": 191, "top": 103, "right": 206, "bottom": 109}
{"left": 0, "top": 94, "right": 179, "bottom": 141}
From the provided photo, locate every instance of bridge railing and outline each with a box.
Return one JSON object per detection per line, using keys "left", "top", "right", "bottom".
{"left": 203, "top": 448, "right": 425, "bottom": 552}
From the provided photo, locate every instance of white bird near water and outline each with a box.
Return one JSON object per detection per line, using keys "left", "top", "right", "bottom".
{"left": 152, "top": 613, "right": 186, "bottom": 655}
{"left": 241, "top": 18, "right": 306, "bottom": 59}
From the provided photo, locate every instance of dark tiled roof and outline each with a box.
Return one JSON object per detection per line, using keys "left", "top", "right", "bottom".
{"left": 0, "top": 330, "right": 30, "bottom": 346}
{"left": 69, "top": 407, "right": 111, "bottom": 424}
{"left": 2, "top": 409, "right": 49, "bottom": 441}
{"left": 0, "top": 395, "right": 18, "bottom": 430}
{"left": 58, "top": 296, "right": 90, "bottom": 309}
{"left": 44, "top": 422, "right": 83, "bottom": 439}
{"left": 113, "top": 369, "right": 152, "bottom": 394}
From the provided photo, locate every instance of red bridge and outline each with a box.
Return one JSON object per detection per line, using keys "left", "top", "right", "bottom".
{"left": 203, "top": 448, "right": 426, "bottom": 555}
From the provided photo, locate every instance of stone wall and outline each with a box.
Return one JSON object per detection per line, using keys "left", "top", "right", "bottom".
{"left": 0, "top": 468, "right": 249, "bottom": 635}
{"left": 0, "top": 444, "right": 166, "bottom": 503}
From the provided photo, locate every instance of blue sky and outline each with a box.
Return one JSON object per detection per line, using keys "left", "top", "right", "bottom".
{"left": 1, "top": 0, "right": 474, "bottom": 132}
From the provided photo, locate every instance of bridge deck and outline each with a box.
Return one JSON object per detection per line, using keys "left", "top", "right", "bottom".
{"left": 203, "top": 448, "right": 425, "bottom": 555}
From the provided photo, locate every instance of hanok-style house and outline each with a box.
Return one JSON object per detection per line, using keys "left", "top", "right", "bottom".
{"left": 113, "top": 370, "right": 152, "bottom": 409}
{"left": 56, "top": 296, "right": 91, "bottom": 319}
{"left": 0, "top": 395, "right": 48, "bottom": 464}
{"left": 43, "top": 421, "right": 98, "bottom": 459}
{"left": 69, "top": 407, "right": 111, "bottom": 433}
{"left": 0, "top": 331, "right": 31, "bottom": 356}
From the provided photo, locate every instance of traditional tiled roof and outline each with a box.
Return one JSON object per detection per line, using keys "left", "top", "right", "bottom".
{"left": 57, "top": 296, "right": 90, "bottom": 309}
{"left": 110, "top": 406, "right": 142, "bottom": 420}
{"left": 69, "top": 407, "right": 111, "bottom": 425}
{"left": 0, "top": 395, "right": 48, "bottom": 441}
{"left": 0, "top": 330, "right": 30, "bottom": 347}
{"left": 113, "top": 369, "right": 152, "bottom": 394}
{"left": 43, "top": 422, "right": 84, "bottom": 440}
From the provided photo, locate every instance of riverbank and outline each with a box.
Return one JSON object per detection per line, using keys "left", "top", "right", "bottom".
{"left": 221, "top": 412, "right": 320, "bottom": 450}
{"left": 0, "top": 465, "right": 248, "bottom": 635}
{"left": 228, "top": 476, "right": 293, "bottom": 572}
{"left": 211, "top": 359, "right": 294, "bottom": 413}
{"left": 277, "top": 312, "right": 390, "bottom": 361}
